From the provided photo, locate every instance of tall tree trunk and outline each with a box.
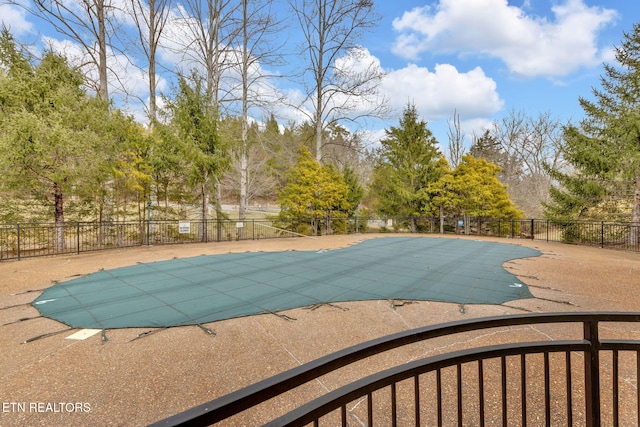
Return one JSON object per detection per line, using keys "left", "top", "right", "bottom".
{"left": 239, "top": 0, "right": 249, "bottom": 221}
{"left": 128, "top": 0, "right": 170, "bottom": 122}
{"left": 96, "top": 0, "right": 109, "bottom": 101}
{"left": 53, "top": 182, "right": 65, "bottom": 250}
{"left": 147, "top": 0, "right": 158, "bottom": 121}
{"left": 291, "top": 0, "right": 382, "bottom": 164}
{"left": 200, "top": 179, "right": 209, "bottom": 242}
{"left": 464, "top": 213, "right": 470, "bottom": 235}
{"left": 164, "top": 182, "right": 169, "bottom": 220}
{"left": 148, "top": 44, "right": 157, "bottom": 121}
{"left": 239, "top": 150, "right": 248, "bottom": 220}
{"left": 314, "top": 0, "right": 325, "bottom": 163}
{"left": 315, "top": 106, "right": 323, "bottom": 163}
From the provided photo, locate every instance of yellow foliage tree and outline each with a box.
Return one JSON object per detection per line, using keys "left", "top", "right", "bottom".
{"left": 278, "top": 146, "right": 350, "bottom": 235}
{"left": 430, "top": 154, "right": 523, "bottom": 221}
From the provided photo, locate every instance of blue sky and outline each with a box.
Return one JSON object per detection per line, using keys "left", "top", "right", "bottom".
{"left": 1, "top": 0, "right": 638, "bottom": 151}
{"left": 368, "top": 0, "right": 637, "bottom": 146}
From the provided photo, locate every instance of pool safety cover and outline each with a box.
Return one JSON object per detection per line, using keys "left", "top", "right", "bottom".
{"left": 33, "top": 237, "right": 541, "bottom": 329}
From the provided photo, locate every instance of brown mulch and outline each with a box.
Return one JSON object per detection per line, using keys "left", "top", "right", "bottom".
{"left": 0, "top": 234, "right": 639, "bottom": 426}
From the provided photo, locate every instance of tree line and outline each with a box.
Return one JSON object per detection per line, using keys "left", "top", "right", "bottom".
{"left": 2, "top": 9, "right": 640, "bottom": 242}
{"left": 0, "top": 28, "right": 530, "bottom": 232}
{"left": 2, "top": 0, "right": 384, "bottom": 219}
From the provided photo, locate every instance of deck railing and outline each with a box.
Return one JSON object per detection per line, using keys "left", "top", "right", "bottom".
{"left": 1, "top": 217, "right": 639, "bottom": 261}
{"left": 150, "top": 312, "right": 640, "bottom": 427}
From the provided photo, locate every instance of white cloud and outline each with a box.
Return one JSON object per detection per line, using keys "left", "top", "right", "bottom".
{"left": 335, "top": 45, "right": 383, "bottom": 76}
{"left": 391, "top": 0, "right": 618, "bottom": 78}
{"left": 328, "top": 47, "right": 387, "bottom": 117}
{"left": 457, "top": 117, "right": 493, "bottom": 141}
{"left": 0, "top": 4, "right": 35, "bottom": 36}
{"left": 381, "top": 63, "right": 503, "bottom": 120}
{"left": 42, "top": 35, "right": 147, "bottom": 95}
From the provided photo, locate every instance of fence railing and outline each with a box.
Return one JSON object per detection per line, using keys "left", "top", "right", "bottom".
{"left": 0, "top": 219, "right": 302, "bottom": 261}
{"left": 149, "top": 312, "right": 640, "bottom": 427}
{"left": 1, "top": 217, "right": 639, "bottom": 261}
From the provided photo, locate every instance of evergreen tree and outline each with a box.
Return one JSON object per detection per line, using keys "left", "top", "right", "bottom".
{"left": 147, "top": 121, "right": 191, "bottom": 219}
{"left": 545, "top": 23, "right": 640, "bottom": 243}
{"left": 342, "top": 165, "right": 364, "bottom": 217}
{"left": 278, "top": 145, "right": 349, "bottom": 235}
{"left": 469, "top": 130, "right": 508, "bottom": 170}
{"left": 431, "top": 154, "right": 523, "bottom": 220}
{"left": 0, "top": 28, "right": 30, "bottom": 76}
{"left": 162, "top": 74, "right": 230, "bottom": 230}
{"left": 0, "top": 32, "right": 112, "bottom": 245}
{"left": 110, "top": 114, "right": 153, "bottom": 222}
{"left": 369, "top": 103, "right": 446, "bottom": 232}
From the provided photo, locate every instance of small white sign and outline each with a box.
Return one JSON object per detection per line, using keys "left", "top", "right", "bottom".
{"left": 236, "top": 222, "right": 244, "bottom": 228}
{"left": 178, "top": 220, "right": 190, "bottom": 234}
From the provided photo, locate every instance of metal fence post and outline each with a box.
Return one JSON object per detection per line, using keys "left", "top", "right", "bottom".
{"left": 77, "top": 222, "right": 80, "bottom": 254}
{"left": 530, "top": 219, "right": 535, "bottom": 240}
{"left": 584, "top": 319, "right": 601, "bottom": 427}
{"left": 16, "top": 223, "right": 21, "bottom": 261}
{"left": 546, "top": 220, "right": 549, "bottom": 242}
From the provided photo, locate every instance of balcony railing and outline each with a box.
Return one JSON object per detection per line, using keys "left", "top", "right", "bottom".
{"left": 149, "top": 312, "right": 640, "bottom": 427}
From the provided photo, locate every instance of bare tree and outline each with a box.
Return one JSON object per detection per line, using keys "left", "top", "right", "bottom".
{"left": 126, "top": 0, "right": 172, "bottom": 122}
{"left": 234, "top": 0, "right": 285, "bottom": 220}
{"left": 170, "top": 0, "right": 240, "bottom": 105}
{"left": 446, "top": 109, "right": 466, "bottom": 168}
{"left": 19, "top": 0, "right": 116, "bottom": 100}
{"left": 473, "top": 109, "right": 565, "bottom": 217}
{"left": 290, "top": 0, "right": 386, "bottom": 163}
{"left": 167, "top": 0, "right": 241, "bottom": 217}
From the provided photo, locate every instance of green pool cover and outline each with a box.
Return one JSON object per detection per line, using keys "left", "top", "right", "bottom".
{"left": 33, "top": 237, "right": 541, "bottom": 329}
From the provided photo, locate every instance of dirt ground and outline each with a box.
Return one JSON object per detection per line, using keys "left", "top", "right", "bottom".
{"left": 1, "top": 234, "right": 639, "bottom": 426}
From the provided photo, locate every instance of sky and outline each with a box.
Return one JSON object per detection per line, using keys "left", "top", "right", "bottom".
{"left": 1, "top": 0, "right": 638, "bottom": 153}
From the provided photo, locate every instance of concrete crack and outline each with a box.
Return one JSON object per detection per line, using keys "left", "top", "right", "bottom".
{"left": 253, "top": 318, "right": 331, "bottom": 394}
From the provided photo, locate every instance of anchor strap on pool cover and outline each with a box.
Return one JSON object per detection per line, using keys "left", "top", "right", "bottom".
{"left": 32, "top": 237, "right": 541, "bottom": 329}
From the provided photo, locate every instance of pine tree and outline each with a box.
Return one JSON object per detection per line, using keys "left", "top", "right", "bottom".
{"left": 369, "top": 103, "right": 446, "bottom": 232}
{"left": 0, "top": 32, "right": 113, "bottom": 245}
{"left": 545, "top": 23, "right": 640, "bottom": 244}
{"left": 162, "top": 74, "right": 230, "bottom": 232}
{"left": 342, "top": 165, "right": 364, "bottom": 217}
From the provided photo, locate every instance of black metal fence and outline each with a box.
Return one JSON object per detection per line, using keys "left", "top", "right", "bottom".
{"left": 1, "top": 217, "right": 639, "bottom": 261}
{"left": 0, "top": 219, "right": 302, "bottom": 260}
{"left": 149, "top": 312, "right": 640, "bottom": 427}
